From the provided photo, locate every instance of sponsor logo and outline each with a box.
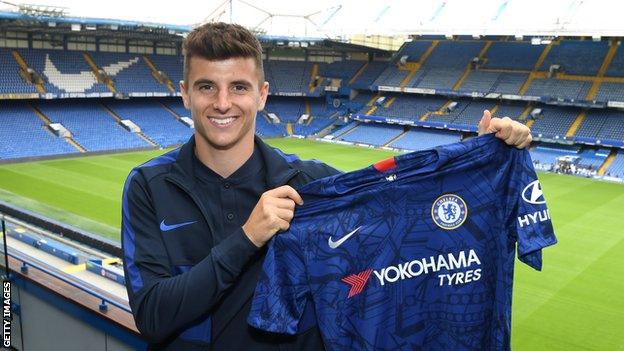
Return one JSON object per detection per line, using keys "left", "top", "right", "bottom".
{"left": 159, "top": 220, "right": 197, "bottom": 232}
{"left": 385, "top": 174, "right": 397, "bottom": 182}
{"left": 431, "top": 194, "right": 468, "bottom": 230}
{"left": 328, "top": 226, "right": 363, "bottom": 249}
{"left": 517, "top": 209, "right": 550, "bottom": 228}
{"left": 341, "top": 250, "right": 482, "bottom": 298}
{"left": 522, "top": 180, "right": 545, "bottom": 204}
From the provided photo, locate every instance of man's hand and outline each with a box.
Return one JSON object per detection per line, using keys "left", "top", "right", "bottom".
{"left": 478, "top": 110, "right": 532, "bottom": 149}
{"left": 242, "top": 185, "right": 304, "bottom": 247}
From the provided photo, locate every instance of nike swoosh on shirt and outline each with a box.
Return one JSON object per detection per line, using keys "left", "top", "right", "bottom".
{"left": 159, "top": 220, "right": 197, "bottom": 232}
{"left": 328, "top": 226, "right": 363, "bottom": 249}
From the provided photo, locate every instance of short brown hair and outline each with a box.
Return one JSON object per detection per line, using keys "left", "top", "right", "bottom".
{"left": 182, "top": 22, "right": 264, "bottom": 84}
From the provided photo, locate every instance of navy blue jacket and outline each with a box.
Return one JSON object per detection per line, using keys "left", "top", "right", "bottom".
{"left": 121, "top": 135, "right": 340, "bottom": 350}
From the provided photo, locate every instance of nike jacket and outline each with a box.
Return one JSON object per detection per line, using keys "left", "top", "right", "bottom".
{"left": 121, "top": 135, "right": 340, "bottom": 350}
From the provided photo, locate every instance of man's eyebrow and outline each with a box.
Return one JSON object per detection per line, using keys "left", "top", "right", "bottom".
{"left": 193, "top": 79, "right": 214, "bottom": 87}
{"left": 231, "top": 80, "right": 252, "bottom": 87}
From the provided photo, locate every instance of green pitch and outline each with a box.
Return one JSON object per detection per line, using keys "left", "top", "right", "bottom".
{"left": 0, "top": 138, "right": 622, "bottom": 350}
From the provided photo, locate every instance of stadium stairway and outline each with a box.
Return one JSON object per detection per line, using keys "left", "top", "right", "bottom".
{"left": 399, "top": 41, "right": 440, "bottom": 87}
{"left": 160, "top": 102, "right": 182, "bottom": 120}
{"left": 565, "top": 110, "right": 587, "bottom": 137}
{"left": 308, "top": 63, "right": 319, "bottom": 93}
{"left": 101, "top": 104, "right": 160, "bottom": 147}
{"left": 30, "top": 105, "right": 87, "bottom": 153}
{"left": 12, "top": 50, "right": 45, "bottom": 93}
{"left": 453, "top": 41, "right": 493, "bottom": 91}
{"left": 348, "top": 62, "right": 369, "bottom": 85}
{"left": 143, "top": 56, "right": 176, "bottom": 93}
{"left": 334, "top": 122, "right": 360, "bottom": 139}
{"left": 420, "top": 100, "right": 453, "bottom": 121}
{"left": 83, "top": 52, "right": 117, "bottom": 93}
{"left": 586, "top": 39, "right": 619, "bottom": 100}
{"left": 383, "top": 128, "right": 408, "bottom": 147}
{"left": 598, "top": 150, "right": 618, "bottom": 176}
{"left": 519, "top": 40, "right": 555, "bottom": 95}
{"left": 286, "top": 123, "right": 294, "bottom": 135}
{"left": 365, "top": 93, "right": 382, "bottom": 115}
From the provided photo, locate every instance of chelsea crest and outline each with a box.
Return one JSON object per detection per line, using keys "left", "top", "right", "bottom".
{"left": 432, "top": 194, "right": 468, "bottom": 230}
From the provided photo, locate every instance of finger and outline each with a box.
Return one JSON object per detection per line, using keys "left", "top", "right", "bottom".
{"left": 275, "top": 217, "right": 291, "bottom": 232}
{"left": 272, "top": 185, "right": 304, "bottom": 205}
{"left": 274, "top": 208, "right": 295, "bottom": 222}
{"left": 493, "top": 117, "right": 512, "bottom": 141}
{"left": 518, "top": 133, "right": 533, "bottom": 149}
{"left": 477, "top": 110, "right": 492, "bottom": 135}
{"left": 272, "top": 197, "right": 296, "bottom": 211}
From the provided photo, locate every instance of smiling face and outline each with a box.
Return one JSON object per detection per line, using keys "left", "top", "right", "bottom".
{"left": 180, "top": 56, "right": 268, "bottom": 154}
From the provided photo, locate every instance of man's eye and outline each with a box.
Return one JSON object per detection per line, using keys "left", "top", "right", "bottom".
{"left": 233, "top": 85, "right": 248, "bottom": 91}
{"left": 199, "top": 85, "right": 214, "bottom": 91}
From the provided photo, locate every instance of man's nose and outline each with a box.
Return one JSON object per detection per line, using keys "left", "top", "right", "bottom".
{"left": 213, "top": 89, "right": 232, "bottom": 112}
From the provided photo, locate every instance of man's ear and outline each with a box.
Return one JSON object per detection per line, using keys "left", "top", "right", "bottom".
{"left": 180, "top": 80, "right": 190, "bottom": 109}
{"left": 257, "top": 81, "right": 269, "bottom": 111}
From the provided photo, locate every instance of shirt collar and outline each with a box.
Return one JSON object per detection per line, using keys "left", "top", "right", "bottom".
{"left": 192, "top": 145, "right": 264, "bottom": 185}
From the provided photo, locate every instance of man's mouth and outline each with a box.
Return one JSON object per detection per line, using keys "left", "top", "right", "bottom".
{"left": 208, "top": 116, "right": 236, "bottom": 126}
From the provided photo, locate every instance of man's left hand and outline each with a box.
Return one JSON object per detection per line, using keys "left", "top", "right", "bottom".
{"left": 477, "top": 109, "right": 532, "bottom": 149}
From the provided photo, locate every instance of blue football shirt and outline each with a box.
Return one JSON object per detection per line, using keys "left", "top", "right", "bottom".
{"left": 248, "top": 134, "right": 557, "bottom": 350}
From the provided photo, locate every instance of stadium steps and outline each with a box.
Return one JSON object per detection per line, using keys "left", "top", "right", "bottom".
{"left": 519, "top": 40, "right": 556, "bottom": 95}
{"left": 305, "top": 100, "right": 311, "bottom": 115}
{"left": 83, "top": 52, "right": 117, "bottom": 94}
{"left": 308, "top": 64, "right": 319, "bottom": 93}
{"left": 383, "top": 96, "right": 397, "bottom": 109}
{"left": 348, "top": 62, "right": 369, "bottom": 85}
{"left": 64, "top": 137, "right": 87, "bottom": 153}
{"left": 421, "top": 100, "right": 453, "bottom": 121}
{"left": 383, "top": 128, "right": 408, "bottom": 147}
{"left": 100, "top": 104, "right": 123, "bottom": 123}
{"left": 518, "top": 105, "right": 533, "bottom": 122}
{"left": 598, "top": 150, "right": 617, "bottom": 176}
{"left": 334, "top": 122, "right": 360, "bottom": 139}
{"left": 565, "top": 110, "right": 587, "bottom": 137}
{"left": 137, "top": 132, "right": 160, "bottom": 147}
{"left": 29, "top": 105, "right": 52, "bottom": 124}
{"left": 143, "top": 56, "right": 175, "bottom": 93}
{"left": 160, "top": 102, "right": 182, "bottom": 120}
{"left": 586, "top": 40, "right": 619, "bottom": 100}
{"left": 418, "top": 40, "right": 439, "bottom": 66}
{"left": 286, "top": 123, "right": 294, "bottom": 135}
{"left": 366, "top": 93, "right": 381, "bottom": 107}
{"left": 12, "top": 51, "right": 45, "bottom": 93}
{"left": 400, "top": 67, "right": 420, "bottom": 88}
{"left": 365, "top": 105, "right": 378, "bottom": 115}
{"left": 453, "top": 41, "right": 492, "bottom": 91}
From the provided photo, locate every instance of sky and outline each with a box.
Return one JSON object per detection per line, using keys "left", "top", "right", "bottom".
{"left": 2, "top": 0, "right": 624, "bottom": 38}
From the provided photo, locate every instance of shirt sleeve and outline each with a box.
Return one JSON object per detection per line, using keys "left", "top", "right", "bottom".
{"left": 247, "top": 226, "right": 312, "bottom": 334}
{"left": 506, "top": 148, "right": 557, "bottom": 271}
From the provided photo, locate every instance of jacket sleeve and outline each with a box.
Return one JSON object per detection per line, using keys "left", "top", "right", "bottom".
{"left": 121, "top": 170, "right": 260, "bottom": 343}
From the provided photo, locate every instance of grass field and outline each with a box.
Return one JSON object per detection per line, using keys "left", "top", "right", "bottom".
{"left": 0, "top": 138, "right": 622, "bottom": 350}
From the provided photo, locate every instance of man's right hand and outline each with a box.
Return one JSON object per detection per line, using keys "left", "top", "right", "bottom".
{"left": 242, "top": 185, "right": 304, "bottom": 247}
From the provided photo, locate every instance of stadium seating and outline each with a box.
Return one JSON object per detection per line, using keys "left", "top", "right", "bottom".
{"left": 161, "top": 99, "right": 190, "bottom": 118}
{"left": 594, "top": 82, "right": 624, "bottom": 102}
{"left": 373, "top": 95, "right": 447, "bottom": 120}
{"left": 539, "top": 40, "right": 609, "bottom": 76}
{"left": 606, "top": 45, "right": 624, "bottom": 77}
{"left": 340, "top": 124, "right": 404, "bottom": 146}
{"left": 482, "top": 42, "right": 543, "bottom": 70}
{"left": 525, "top": 78, "right": 592, "bottom": 100}
{"left": 89, "top": 52, "right": 168, "bottom": 94}
{"left": 372, "top": 66, "right": 409, "bottom": 87}
{"left": 264, "top": 97, "right": 305, "bottom": 122}
{"left": 0, "top": 101, "right": 78, "bottom": 159}
{"left": 34, "top": 100, "right": 149, "bottom": 152}
{"left": 350, "top": 61, "right": 387, "bottom": 89}
{"left": 576, "top": 109, "right": 624, "bottom": 143}
{"left": 530, "top": 106, "right": 579, "bottom": 138}
{"left": 104, "top": 99, "right": 192, "bottom": 147}
{"left": 148, "top": 54, "right": 183, "bottom": 91}
{"left": 577, "top": 149, "right": 607, "bottom": 169}
{"left": 255, "top": 115, "right": 286, "bottom": 138}
{"left": 605, "top": 151, "right": 624, "bottom": 178}
{"left": 529, "top": 145, "right": 579, "bottom": 164}
{"left": 395, "top": 41, "right": 432, "bottom": 62}
{"left": 318, "top": 60, "right": 365, "bottom": 81}
{"left": 264, "top": 60, "right": 313, "bottom": 94}
{"left": 0, "top": 49, "right": 38, "bottom": 94}
{"left": 18, "top": 49, "right": 110, "bottom": 94}
{"left": 459, "top": 71, "right": 527, "bottom": 94}
{"left": 492, "top": 102, "right": 527, "bottom": 121}
{"left": 390, "top": 128, "right": 461, "bottom": 150}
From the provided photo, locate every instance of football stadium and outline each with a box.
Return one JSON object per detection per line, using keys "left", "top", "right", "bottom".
{"left": 0, "top": 0, "right": 622, "bottom": 350}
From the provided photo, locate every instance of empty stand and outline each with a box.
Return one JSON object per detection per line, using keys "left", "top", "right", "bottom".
{"left": 482, "top": 42, "right": 543, "bottom": 70}
{"left": 390, "top": 128, "right": 461, "bottom": 150}
{"left": 340, "top": 124, "right": 404, "bottom": 146}
{"left": 539, "top": 40, "right": 609, "bottom": 76}
{"left": 89, "top": 52, "right": 168, "bottom": 94}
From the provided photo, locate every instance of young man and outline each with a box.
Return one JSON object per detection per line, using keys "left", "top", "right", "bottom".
{"left": 121, "top": 22, "right": 532, "bottom": 350}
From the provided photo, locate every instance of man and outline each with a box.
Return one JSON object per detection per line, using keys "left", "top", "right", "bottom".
{"left": 121, "top": 22, "right": 532, "bottom": 350}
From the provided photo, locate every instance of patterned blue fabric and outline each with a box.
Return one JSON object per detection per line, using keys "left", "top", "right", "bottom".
{"left": 249, "top": 134, "right": 557, "bottom": 351}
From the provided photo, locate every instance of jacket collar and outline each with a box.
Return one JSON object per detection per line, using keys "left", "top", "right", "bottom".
{"left": 168, "top": 135, "right": 298, "bottom": 189}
